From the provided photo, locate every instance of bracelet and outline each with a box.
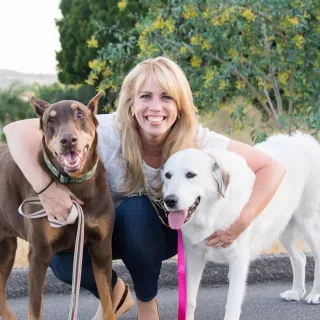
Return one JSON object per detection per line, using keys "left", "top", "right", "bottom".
{"left": 37, "top": 178, "right": 55, "bottom": 195}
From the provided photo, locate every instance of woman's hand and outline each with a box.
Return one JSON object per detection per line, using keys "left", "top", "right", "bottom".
{"left": 38, "top": 181, "right": 84, "bottom": 223}
{"left": 206, "top": 216, "right": 249, "bottom": 248}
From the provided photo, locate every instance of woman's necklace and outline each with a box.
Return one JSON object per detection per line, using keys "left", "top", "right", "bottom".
{"left": 142, "top": 166, "right": 169, "bottom": 228}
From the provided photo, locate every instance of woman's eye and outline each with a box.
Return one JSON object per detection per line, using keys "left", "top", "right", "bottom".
{"left": 77, "top": 112, "right": 84, "bottom": 119}
{"left": 186, "top": 172, "right": 197, "bottom": 179}
{"left": 141, "top": 94, "right": 151, "bottom": 99}
{"left": 163, "top": 95, "right": 172, "bottom": 101}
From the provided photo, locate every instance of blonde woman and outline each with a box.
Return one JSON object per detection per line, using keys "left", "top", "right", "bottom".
{"left": 4, "top": 57, "right": 286, "bottom": 319}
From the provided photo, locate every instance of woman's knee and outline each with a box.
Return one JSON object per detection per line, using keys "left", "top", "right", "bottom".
{"left": 113, "top": 197, "right": 165, "bottom": 262}
{"left": 49, "top": 252, "right": 73, "bottom": 284}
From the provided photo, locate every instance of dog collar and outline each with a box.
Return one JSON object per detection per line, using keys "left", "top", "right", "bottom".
{"left": 43, "top": 150, "right": 99, "bottom": 184}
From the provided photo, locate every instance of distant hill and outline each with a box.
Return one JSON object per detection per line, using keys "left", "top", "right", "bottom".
{"left": 0, "top": 70, "right": 57, "bottom": 88}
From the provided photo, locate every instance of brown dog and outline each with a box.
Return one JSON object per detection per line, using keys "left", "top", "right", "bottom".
{"left": 0, "top": 94, "right": 116, "bottom": 320}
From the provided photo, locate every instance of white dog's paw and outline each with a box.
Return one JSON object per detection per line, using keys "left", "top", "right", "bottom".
{"left": 280, "top": 289, "right": 306, "bottom": 301}
{"left": 224, "top": 315, "right": 240, "bottom": 320}
{"left": 224, "top": 310, "right": 241, "bottom": 320}
{"left": 305, "top": 292, "right": 320, "bottom": 304}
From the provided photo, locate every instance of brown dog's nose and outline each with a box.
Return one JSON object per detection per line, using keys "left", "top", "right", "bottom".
{"left": 60, "top": 133, "right": 78, "bottom": 148}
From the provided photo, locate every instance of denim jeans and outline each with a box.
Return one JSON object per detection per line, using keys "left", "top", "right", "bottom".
{"left": 49, "top": 195, "right": 178, "bottom": 302}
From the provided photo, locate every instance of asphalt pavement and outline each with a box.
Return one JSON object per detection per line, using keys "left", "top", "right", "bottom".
{"left": 7, "top": 282, "right": 320, "bottom": 320}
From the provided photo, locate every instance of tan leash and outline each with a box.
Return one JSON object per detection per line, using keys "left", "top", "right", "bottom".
{"left": 18, "top": 197, "right": 84, "bottom": 320}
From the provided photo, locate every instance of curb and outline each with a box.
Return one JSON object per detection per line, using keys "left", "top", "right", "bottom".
{"left": 7, "top": 253, "right": 314, "bottom": 298}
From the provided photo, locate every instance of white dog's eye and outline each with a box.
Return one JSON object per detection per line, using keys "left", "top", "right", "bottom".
{"left": 165, "top": 172, "right": 172, "bottom": 179}
{"left": 186, "top": 172, "right": 197, "bottom": 179}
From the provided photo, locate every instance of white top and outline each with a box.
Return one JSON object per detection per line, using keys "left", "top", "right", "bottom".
{"left": 96, "top": 113, "right": 230, "bottom": 207}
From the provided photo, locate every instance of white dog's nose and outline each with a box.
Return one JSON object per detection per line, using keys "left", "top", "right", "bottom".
{"left": 164, "top": 194, "right": 178, "bottom": 209}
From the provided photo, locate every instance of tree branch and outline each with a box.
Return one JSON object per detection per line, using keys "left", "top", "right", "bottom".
{"left": 262, "top": 22, "right": 283, "bottom": 114}
{"left": 210, "top": 54, "right": 275, "bottom": 121}
{"left": 263, "top": 89, "right": 282, "bottom": 130}
{"left": 289, "top": 66, "right": 294, "bottom": 115}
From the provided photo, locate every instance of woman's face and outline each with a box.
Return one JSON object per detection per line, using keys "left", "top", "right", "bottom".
{"left": 131, "top": 74, "right": 178, "bottom": 143}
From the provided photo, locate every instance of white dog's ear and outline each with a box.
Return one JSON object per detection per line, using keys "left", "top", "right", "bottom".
{"left": 212, "top": 161, "right": 230, "bottom": 198}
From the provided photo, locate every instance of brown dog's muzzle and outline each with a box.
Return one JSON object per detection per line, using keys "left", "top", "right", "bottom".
{"left": 60, "top": 132, "right": 79, "bottom": 149}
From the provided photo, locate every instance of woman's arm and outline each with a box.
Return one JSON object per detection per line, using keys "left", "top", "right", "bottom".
{"left": 206, "top": 139, "right": 287, "bottom": 247}
{"left": 4, "top": 119, "right": 79, "bottom": 222}
{"left": 4, "top": 119, "right": 49, "bottom": 191}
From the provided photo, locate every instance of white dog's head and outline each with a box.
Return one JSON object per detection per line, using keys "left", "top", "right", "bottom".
{"left": 162, "top": 148, "right": 230, "bottom": 230}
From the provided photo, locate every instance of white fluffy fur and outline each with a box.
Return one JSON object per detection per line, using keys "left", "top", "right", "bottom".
{"left": 162, "top": 132, "right": 320, "bottom": 320}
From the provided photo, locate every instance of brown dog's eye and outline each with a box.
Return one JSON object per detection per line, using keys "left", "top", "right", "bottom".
{"left": 48, "top": 118, "right": 55, "bottom": 124}
{"left": 165, "top": 172, "right": 172, "bottom": 179}
{"left": 77, "top": 112, "right": 84, "bottom": 119}
{"left": 186, "top": 172, "right": 197, "bottom": 179}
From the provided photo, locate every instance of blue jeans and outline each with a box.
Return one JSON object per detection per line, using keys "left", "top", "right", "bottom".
{"left": 49, "top": 195, "right": 177, "bottom": 302}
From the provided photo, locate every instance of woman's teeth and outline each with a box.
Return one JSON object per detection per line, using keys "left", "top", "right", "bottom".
{"left": 146, "top": 116, "right": 165, "bottom": 123}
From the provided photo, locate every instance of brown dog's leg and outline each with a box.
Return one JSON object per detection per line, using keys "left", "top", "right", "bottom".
{"left": 88, "top": 240, "right": 116, "bottom": 320}
{"left": 0, "top": 237, "right": 18, "bottom": 320}
{"left": 28, "top": 244, "right": 53, "bottom": 320}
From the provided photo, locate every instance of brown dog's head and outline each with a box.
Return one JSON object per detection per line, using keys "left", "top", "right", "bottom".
{"left": 30, "top": 93, "right": 102, "bottom": 176}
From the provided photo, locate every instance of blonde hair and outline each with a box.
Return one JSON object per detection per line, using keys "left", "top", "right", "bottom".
{"left": 116, "top": 56, "right": 198, "bottom": 194}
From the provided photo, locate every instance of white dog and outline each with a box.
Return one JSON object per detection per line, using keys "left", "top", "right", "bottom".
{"left": 162, "top": 133, "right": 320, "bottom": 320}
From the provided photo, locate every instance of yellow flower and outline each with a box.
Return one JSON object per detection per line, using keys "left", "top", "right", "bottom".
{"left": 191, "top": 56, "right": 202, "bottom": 68}
{"left": 211, "top": 10, "right": 230, "bottom": 26}
{"left": 191, "top": 34, "right": 202, "bottom": 46}
{"left": 85, "top": 73, "right": 98, "bottom": 86}
{"left": 164, "top": 19, "right": 176, "bottom": 34}
{"left": 241, "top": 9, "right": 256, "bottom": 23}
{"left": 151, "top": 17, "right": 175, "bottom": 35}
{"left": 203, "top": 69, "right": 215, "bottom": 88}
{"left": 180, "top": 46, "right": 188, "bottom": 54}
{"left": 228, "top": 48, "right": 237, "bottom": 58}
{"left": 239, "top": 56, "right": 246, "bottom": 63}
{"left": 201, "top": 39, "right": 211, "bottom": 50}
{"left": 257, "top": 77, "right": 265, "bottom": 89}
{"left": 292, "top": 34, "right": 305, "bottom": 48}
{"left": 218, "top": 80, "right": 228, "bottom": 90}
{"left": 87, "top": 36, "right": 99, "bottom": 48}
{"left": 152, "top": 16, "right": 165, "bottom": 29}
{"left": 117, "top": 0, "right": 127, "bottom": 11}
{"left": 203, "top": 7, "right": 210, "bottom": 19}
{"left": 182, "top": 5, "right": 197, "bottom": 20}
{"left": 102, "top": 67, "right": 112, "bottom": 78}
{"left": 203, "top": 7, "right": 217, "bottom": 19}
{"left": 235, "top": 80, "right": 245, "bottom": 90}
{"left": 289, "top": 17, "right": 299, "bottom": 25}
{"left": 278, "top": 72, "right": 289, "bottom": 85}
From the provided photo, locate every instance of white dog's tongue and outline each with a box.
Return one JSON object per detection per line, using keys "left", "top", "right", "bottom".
{"left": 168, "top": 209, "right": 188, "bottom": 229}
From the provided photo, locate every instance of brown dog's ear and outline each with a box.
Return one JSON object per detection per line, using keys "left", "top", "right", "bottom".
{"left": 30, "top": 97, "right": 51, "bottom": 118}
{"left": 87, "top": 92, "right": 103, "bottom": 114}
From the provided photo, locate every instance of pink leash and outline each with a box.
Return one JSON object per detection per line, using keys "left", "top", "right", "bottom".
{"left": 178, "top": 229, "right": 187, "bottom": 320}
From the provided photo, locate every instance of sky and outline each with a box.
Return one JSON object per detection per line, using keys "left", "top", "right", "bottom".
{"left": 0, "top": 0, "right": 61, "bottom": 75}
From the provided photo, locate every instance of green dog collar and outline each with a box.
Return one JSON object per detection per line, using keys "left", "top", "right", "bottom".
{"left": 43, "top": 150, "right": 98, "bottom": 184}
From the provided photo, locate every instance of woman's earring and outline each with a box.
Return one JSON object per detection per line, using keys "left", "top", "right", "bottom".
{"left": 177, "top": 114, "right": 181, "bottom": 119}
{"left": 132, "top": 113, "right": 135, "bottom": 118}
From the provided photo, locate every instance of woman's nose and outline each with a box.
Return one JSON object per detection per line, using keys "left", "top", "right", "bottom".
{"left": 149, "top": 98, "right": 162, "bottom": 111}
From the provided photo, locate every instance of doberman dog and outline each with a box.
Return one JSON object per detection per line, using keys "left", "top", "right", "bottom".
{"left": 0, "top": 93, "right": 116, "bottom": 319}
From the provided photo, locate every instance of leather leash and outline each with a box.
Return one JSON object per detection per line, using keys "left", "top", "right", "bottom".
{"left": 18, "top": 197, "right": 84, "bottom": 320}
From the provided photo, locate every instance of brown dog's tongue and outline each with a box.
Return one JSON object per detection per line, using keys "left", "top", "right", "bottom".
{"left": 64, "top": 151, "right": 78, "bottom": 163}
{"left": 168, "top": 209, "right": 188, "bottom": 229}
